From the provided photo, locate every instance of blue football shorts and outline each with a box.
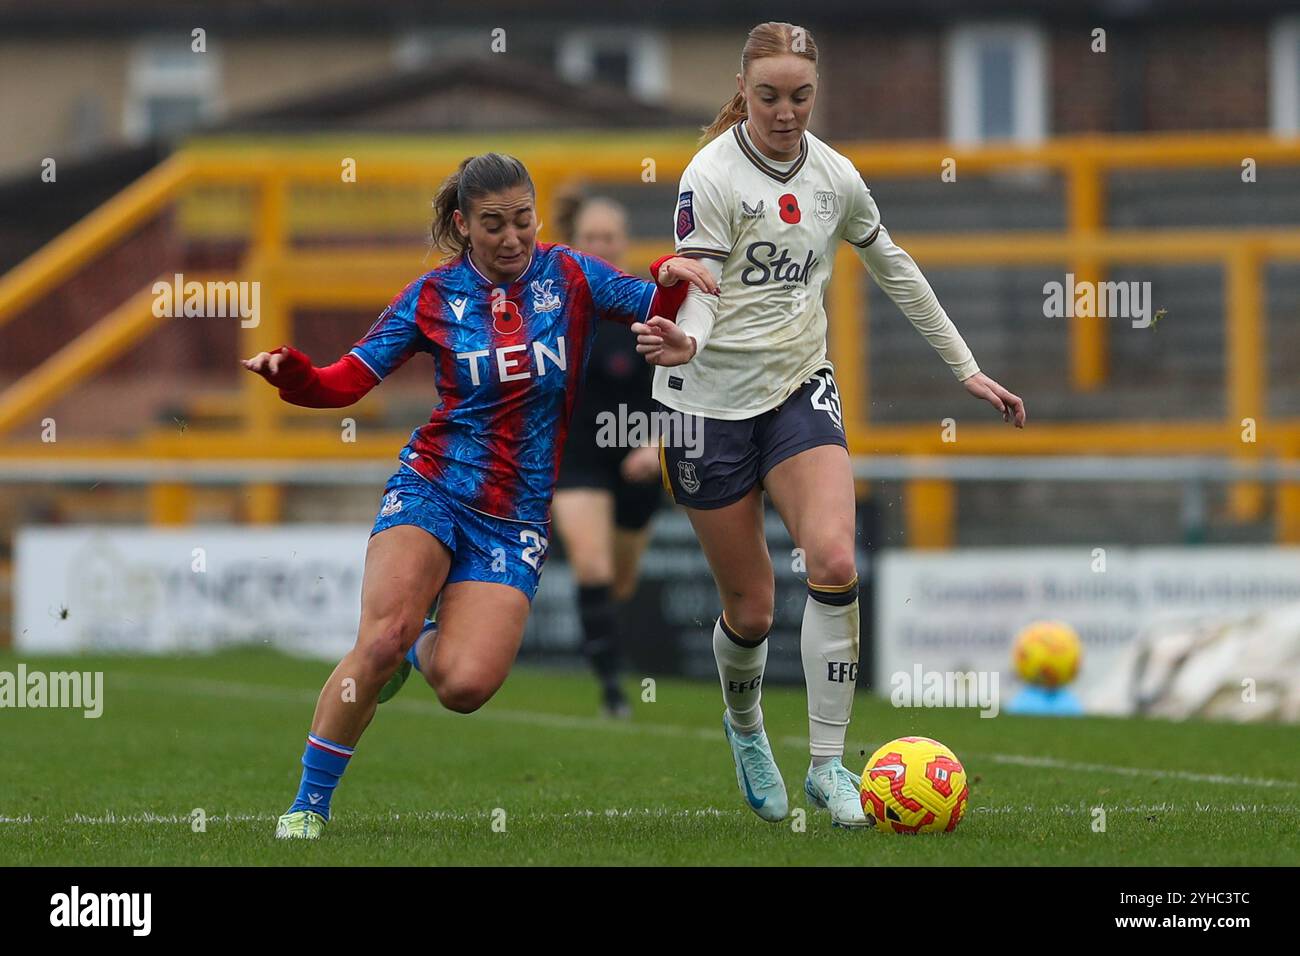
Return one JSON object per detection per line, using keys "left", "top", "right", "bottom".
{"left": 369, "top": 464, "right": 550, "bottom": 601}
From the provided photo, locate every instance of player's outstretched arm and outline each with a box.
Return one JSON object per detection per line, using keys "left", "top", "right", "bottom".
{"left": 961, "top": 370, "right": 1026, "bottom": 427}
{"left": 241, "top": 346, "right": 378, "bottom": 408}
{"left": 577, "top": 249, "right": 719, "bottom": 361}
{"left": 846, "top": 200, "right": 1025, "bottom": 428}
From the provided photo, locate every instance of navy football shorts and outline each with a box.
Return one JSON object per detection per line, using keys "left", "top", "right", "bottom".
{"left": 658, "top": 368, "right": 848, "bottom": 510}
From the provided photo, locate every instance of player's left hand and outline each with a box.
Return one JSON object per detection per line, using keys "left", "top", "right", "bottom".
{"left": 632, "top": 315, "right": 696, "bottom": 367}
{"left": 656, "top": 256, "right": 720, "bottom": 295}
{"left": 962, "top": 371, "right": 1026, "bottom": 427}
{"left": 242, "top": 350, "right": 286, "bottom": 379}
{"left": 620, "top": 445, "right": 662, "bottom": 483}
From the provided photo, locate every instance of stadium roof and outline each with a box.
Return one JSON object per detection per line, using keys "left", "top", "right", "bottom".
{"left": 0, "top": 0, "right": 1294, "bottom": 33}
{"left": 210, "top": 58, "right": 708, "bottom": 133}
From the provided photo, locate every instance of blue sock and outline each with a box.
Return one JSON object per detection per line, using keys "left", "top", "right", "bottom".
{"left": 405, "top": 619, "right": 437, "bottom": 670}
{"left": 287, "top": 733, "right": 354, "bottom": 820}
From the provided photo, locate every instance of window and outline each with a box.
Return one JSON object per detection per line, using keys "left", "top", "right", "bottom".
{"left": 1270, "top": 18, "right": 1300, "bottom": 133}
{"left": 945, "top": 23, "right": 1048, "bottom": 144}
{"left": 556, "top": 29, "right": 668, "bottom": 101}
{"left": 393, "top": 29, "right": 494, "bottom": 70}
{"left": 124, "top": 37, "right": 220, "bottom": 141}
{"left": 67, "top": 93, "right": 108, "bottom": 157}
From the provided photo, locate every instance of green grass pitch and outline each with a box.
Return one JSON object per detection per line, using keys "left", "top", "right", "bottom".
{"left": 1, "top": 648, "right": 1296, "bottom": 865}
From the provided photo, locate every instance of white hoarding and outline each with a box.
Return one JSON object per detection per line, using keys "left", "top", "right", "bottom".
{"left": 15, "top": 525, "right": 369, "bottom": 659}
{"left": 875, "top": 546, "right": 1300, "bottom": 709}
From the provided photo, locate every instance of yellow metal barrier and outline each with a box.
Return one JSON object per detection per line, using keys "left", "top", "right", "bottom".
{"left": 0, "top": 279, "right": 186, "bottom": 434}
{"left": 0, "top": 157, "right": 193, "bottom": 327}
{"left": 2, "top": 132, "right": 1299, "bottom": 543}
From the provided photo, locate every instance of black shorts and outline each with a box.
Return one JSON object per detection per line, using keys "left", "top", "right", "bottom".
{"left": 658, "top": 368, "right": 848, "bottom": 510}
{"left": 556, "top": 435, "right": 664, "bottom": 531}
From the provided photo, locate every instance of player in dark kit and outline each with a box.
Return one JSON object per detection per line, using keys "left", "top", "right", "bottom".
{"left": 551, "top": 193, "right": 665, "bottom": 717}
{"left": 242, "top": 153, "right": 719, "bottom": 839}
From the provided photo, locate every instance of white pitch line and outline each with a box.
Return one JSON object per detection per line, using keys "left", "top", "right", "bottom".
{"left": 102, "top": 672, "right": 1300, "bottom": 791}
{"left": 0, "top": 809, "right": 753, "bottom": 827}
{"left": 969, "top": 752, "right": 1300, "bottom": 790}
{"left": 2, "top": 803, "right": 1296, "bottom": 827}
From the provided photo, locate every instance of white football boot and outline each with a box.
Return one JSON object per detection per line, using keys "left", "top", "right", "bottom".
{"left": 804, "top": 757, "right": 869, "bottom": 828}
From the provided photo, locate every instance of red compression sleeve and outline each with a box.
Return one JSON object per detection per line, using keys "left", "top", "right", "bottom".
{"left": 647, "top": 254, "right": 690, "bottom": 321}
{"left": 267, "top": 346, "right": 378, "bottom": 408}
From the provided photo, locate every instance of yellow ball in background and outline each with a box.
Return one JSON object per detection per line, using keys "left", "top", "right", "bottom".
{"left": 1013, "top": 620, "right": 1083, "bottom": 687}
{"left": 859, "top": 736, "right": 969, "bottom": 834}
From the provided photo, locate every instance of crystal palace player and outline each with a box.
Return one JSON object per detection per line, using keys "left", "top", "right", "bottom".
{"left": 243, "top": 153, "right": 717, "bottom": 839}
{"left": 640, "top": 22, "right": 1026, "bottom": 827}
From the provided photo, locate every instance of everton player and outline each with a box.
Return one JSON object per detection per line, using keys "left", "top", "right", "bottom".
{"left": 243, "top": 153, "right": 718, "bottom": 839}
{"left": 641, "top": 22, "right": 1026, "bottom": 826}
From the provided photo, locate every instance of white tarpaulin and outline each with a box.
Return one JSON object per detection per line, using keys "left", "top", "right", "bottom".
{"left": 1089, "top": 603, "right": 1300, "bottom": 721}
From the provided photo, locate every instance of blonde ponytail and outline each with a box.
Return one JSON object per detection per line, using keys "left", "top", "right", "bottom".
{"left": 701, "top": 90, "right": 748, "bottom": 144}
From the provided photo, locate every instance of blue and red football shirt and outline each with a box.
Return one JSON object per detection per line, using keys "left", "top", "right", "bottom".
{"left": 348, "top": 241, "right": 666, "bottom": 522}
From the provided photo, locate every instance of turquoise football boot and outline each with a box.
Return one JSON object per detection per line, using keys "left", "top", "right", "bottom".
{"left": 722, "top": 713, "right": 788, "bottom": 822}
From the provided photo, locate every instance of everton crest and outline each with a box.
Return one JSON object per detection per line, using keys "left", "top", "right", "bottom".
{"left": 814, "top": 190, "right": 837, "bottom": 222}
{"left": 677, "top": 460, "right": 701, "bottom": 495}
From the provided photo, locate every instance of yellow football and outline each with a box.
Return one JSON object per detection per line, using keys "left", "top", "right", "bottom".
{"left": 1013, "top": 620, "right": 1083, "bottom": 687}
{"left": 860, "top": 736, "right": 969, "bottom": 834}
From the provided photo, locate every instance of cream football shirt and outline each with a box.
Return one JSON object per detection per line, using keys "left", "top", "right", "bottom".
{"left": 654, "top": 121, "right": 979, "bottom": 420}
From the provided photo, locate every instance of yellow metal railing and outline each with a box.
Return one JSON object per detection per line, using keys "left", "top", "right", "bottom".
{"left": 0, "top": 156, "right": 193, "bottom": 328}
{"left": 1, "top": 132, "right": 1298, "bottom": 544}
